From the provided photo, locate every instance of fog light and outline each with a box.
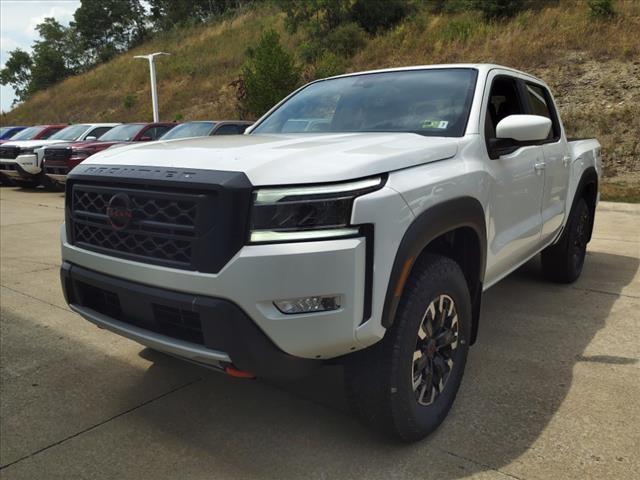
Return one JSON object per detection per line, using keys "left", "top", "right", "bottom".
{"left": 274, "top": 295, "right": 341, "bottom": 314}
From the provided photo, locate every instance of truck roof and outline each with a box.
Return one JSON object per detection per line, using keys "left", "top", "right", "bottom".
{"left": 325, "top": 63, "right": 544, "bottom": 84}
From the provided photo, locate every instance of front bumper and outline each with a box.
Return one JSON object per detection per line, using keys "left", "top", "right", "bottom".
{"left": 0, "top": 154, "right": 40, "bottom": 180}
{"left": 61, "top": 225, "right": 367, "bottom": 360}
{"left": 45, "top": 172, "right": 67, "bottom": 183}
{"left": 61, "top": 262, "right": 316, "bottom": 380}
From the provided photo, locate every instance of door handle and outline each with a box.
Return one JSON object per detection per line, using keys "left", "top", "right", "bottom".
{"left": 534, "top": 161, "right": 546, "bottom": 172}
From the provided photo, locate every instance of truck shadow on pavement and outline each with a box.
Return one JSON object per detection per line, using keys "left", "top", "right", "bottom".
{"left": 134, "top": 250, "right": 638, "bottom": 478}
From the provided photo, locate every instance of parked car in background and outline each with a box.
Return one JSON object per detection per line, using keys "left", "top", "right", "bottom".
{"left": 0, "top": 126, "right": 28, "bottom": 142}
{"left": 0, "top": 124, "right": 68, "bottom": 184}
{"left": 43, "top": 122, "right": 176, "bottom": 186}
{"left": 158, "top": 120, "right": 252, "bottom": 140}
{"left": 0, "top": 123, "right": 118, "bottom": 187}
{"left": 0, "top": 124, "right": 67, "bottom": 146}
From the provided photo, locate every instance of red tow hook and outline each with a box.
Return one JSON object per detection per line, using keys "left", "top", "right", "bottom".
{"left": 224, "top": 366, "right": 256, "bottom": 379}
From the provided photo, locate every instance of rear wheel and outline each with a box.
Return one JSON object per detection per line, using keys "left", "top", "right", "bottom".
{"left": 541, "top": 197, "right": 591, "bottom": 283}
{"left": 345, "top": 254, "right": 471, "bottom": 442}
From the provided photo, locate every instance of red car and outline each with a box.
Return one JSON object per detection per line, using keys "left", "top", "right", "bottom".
{"left": 42, "top": 122, "right": 176, "bottom": 185}
{"left": 0, "top": 124, "right": 67, "bottom": 145}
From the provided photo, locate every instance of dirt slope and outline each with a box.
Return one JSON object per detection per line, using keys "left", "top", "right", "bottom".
{"left": 2, "top": 1, "right": 638, "bottom": 199}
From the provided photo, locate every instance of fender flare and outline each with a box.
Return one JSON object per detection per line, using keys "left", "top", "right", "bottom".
{"left": 381, "top": 197, "right": 487, "bottom": 332}
{"left": 569, "top": 167, "right": 598, "bottom": 243}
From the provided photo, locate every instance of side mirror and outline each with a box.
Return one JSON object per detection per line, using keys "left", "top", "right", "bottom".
{"left": 140, "top": 136, "right": 152, "bottom": 141}
{"left": 489, "top": 115, "right": 552, "bottom": 160}
{"left": 85, "top": 136, "right": 97, "bottom": 141}
{"left": 496, "top": 114, "right": 551, "bottom": 142}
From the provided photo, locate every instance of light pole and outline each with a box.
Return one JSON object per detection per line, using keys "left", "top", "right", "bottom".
{"left": 134, "top": 52, "right": 170, "bottom": 122}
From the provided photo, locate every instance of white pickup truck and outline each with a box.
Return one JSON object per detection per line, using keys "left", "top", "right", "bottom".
{"left": 60, "top": 64, "right": 601, "bottom": 441}
{"left": 0, "top": 123, "right": 118, "bottom": 187}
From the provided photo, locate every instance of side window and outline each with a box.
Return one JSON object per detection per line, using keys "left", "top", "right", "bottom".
{"left": 88, "top": 126, "right": 112, "bottom": 139}
{"left": 525, "top": 83, "right": 560, "bottom": 141}
{"left": 214, "top": 124, "right": 241, "bottom": 135}
{"left": 148, "top": 126, "right": 172, "bottom": 139}
{"left": 140, "top": 127, "right": 156, "bottom": 139}
{"left": 40, "top": 127, "right": 63, "bottom": 139}
{"left": 485, "top": 76, "right": 526, "bottom": 141}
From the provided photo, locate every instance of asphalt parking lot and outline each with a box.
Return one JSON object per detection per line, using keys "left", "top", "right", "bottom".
{"left": 0, "top": 186, "right": 638, "bottom": 480}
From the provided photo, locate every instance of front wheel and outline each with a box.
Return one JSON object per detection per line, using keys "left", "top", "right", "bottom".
{"left": 345, "top": 254, "right": 471, "bottom": 442}
{"left": 541, "top": 197, "right": 591, "bottom": 283}
{"left": 13, "top": 179, "right": 39, "bottom": 189}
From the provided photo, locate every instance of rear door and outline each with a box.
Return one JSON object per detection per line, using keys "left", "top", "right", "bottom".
{"left": 482, "top": 72, "right": 545, "bottom": 284}
{"left": 523, "top": 81, "right": 570, "bottom": 241}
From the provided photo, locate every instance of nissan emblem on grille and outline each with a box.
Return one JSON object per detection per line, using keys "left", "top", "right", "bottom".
{"left": 106, "top": 193, "right": 133, "bottom": 230}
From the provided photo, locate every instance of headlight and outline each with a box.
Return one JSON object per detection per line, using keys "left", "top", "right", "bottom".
{"left": 71, "top": 149, "right": 93, "bottom": 159}
{"left": 249, "top": 176, "right": 383, "bottom": 243}
{"left": 19, "top": 147, "right": 36, "bottom": 155}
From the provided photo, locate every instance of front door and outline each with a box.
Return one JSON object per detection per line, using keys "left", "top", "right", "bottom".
{"left": 483, "top": 73, "right": 545, "bottom": 285}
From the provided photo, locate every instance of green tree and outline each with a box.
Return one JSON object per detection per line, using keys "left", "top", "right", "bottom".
{"left": 471, "top": 0, "right": 525, "bottom": 19}
{"left": 148, "top": 0, "right": 251, "bottom": 31}
{"left": 0, "top": 49, "right": 33, "bottom": 104}
{"left": 28, "top": 18, "right": 75, "bottom": 92}
{"left": 277, "top": 0, "right": 370, "bottom": 63}
{"left": 72, "top": 0, "right": 146, "bottom": 64}
{"left": 587, "top": 0, "right": 615, "bottom": 18}
{"left": 241, "top": 30, "right": 300, "bottom": 117}
{"left": 350, "top": 0, "right": 409, "bottom": 34}
{"left": 277, "top": 0, "right": 352, "bottom": 35}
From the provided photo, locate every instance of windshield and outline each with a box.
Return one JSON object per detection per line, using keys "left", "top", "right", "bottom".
{"left": 98, "top": 124, "right": 143, "bottom": 141}
{"left": 9, "top": 126, "right": 45, "bottom": 141}
{"left": 159, "top": 122, "right": 215, "bottom": 140}
{"left": 49, "top": 124, "right": 90, "bottom": 141}
{"left": 253, "top": 68, "right": 478, "bottom": 137}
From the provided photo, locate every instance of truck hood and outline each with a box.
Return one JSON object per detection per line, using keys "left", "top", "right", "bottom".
{"left": 47, "top": 140, "right": 123, "bottom": 150}
{"left": 3, "top": 139, "right": 67, "bottom": 149}
{"left": 84, "top": 133, "right": 460, "bottom": 185}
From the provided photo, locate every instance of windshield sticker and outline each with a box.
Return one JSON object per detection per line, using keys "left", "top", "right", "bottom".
{"left": 421, "top": 120, "right": 449, "bottom": 129}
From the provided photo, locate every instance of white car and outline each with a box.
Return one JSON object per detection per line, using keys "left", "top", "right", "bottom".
{"left": 59, "top": 64, "right": 600, "bottom": 441}
{"left": 0, "top": 123, "right": 119, "bottom": 187}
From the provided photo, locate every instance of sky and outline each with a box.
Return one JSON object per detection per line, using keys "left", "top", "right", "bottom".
{"left": 0, "top": 0, "right": 80, "bottom": 113}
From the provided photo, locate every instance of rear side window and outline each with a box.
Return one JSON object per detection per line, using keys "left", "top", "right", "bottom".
{"left": 524, "top": 83, "right": 560, "bottom": 141}
{"left": 87, "top": 126, "right": 112, "bottom": 139}
{"left": 40, "top": 127, "right": 64, "bottom": 139}
{"left": 146, "top": 126, "right": 173, "bottom": 139}
{"left": 214, "top": 124, "right": 242, "bottom": 135}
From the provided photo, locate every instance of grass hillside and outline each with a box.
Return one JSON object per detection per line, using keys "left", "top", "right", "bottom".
{"left": 2, "top": 1, "right": 639, "bottom": 200}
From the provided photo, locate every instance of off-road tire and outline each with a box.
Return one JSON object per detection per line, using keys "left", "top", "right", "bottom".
{"left": 345, "top": 254, "right": 471, "bottom": 442}
{"left": 541, "top": 197, "right": 591, "bottom": 283}
{"left": 40, "top": 173, "right": 64, "bottom": 192}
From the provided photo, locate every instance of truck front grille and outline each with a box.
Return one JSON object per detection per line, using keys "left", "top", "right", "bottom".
{"left": 44, "top": 147, "right": 72, "bottom": 162}
{"left": 0, "top": 146, "right": 20, "bottom": 159}
{"left": 65, "top": 165, "right": 252, "bottom": 273}
{"left": 70, "top": 185, "right": 202, "bottom": 269}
